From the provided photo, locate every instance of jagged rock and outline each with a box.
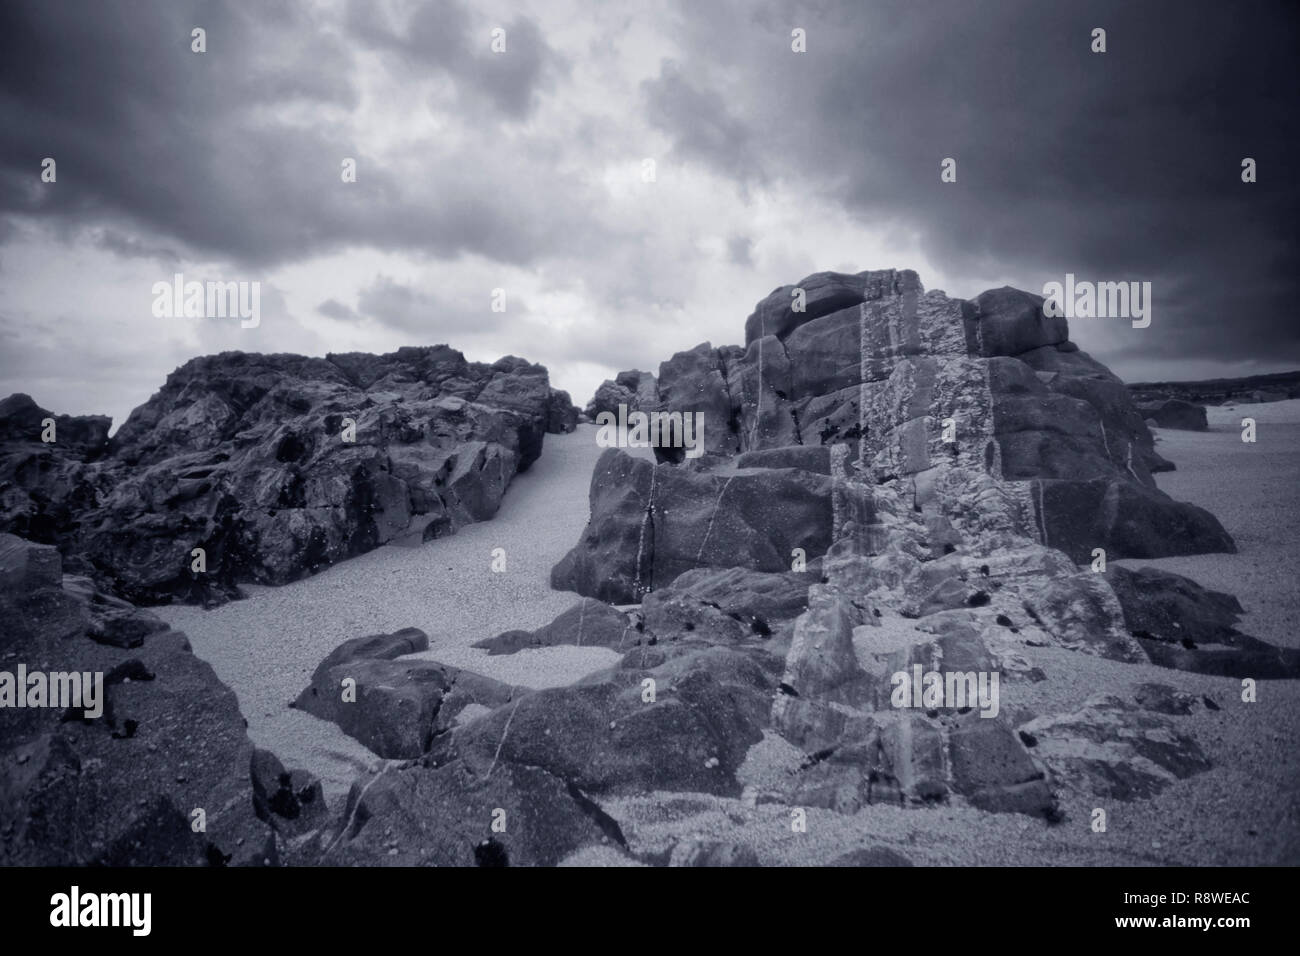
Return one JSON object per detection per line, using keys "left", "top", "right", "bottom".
{"left": 545, "top": 388, "right": 580, "bottom": 434}
{"left": 641, "top": 567, "right": 811, "bottom": 645}
{"left": 62, "top": 574, "right": 171, "bottom": 648}
{"left": 552, "top": 449, "right": 834, "bottom": 604}
{"left": 1133, "top": 682, "right": 1200, "bottom": 716}
{"left": 970, "top": 287, "right": 1069, "bottom": 358}
{"left": 0, "top": 534, "right": 278, "bottom": 866}
{"left": 1018, "top": 694, "right": 1211, "bottom": 800}
{"left": 1029, "top": 477, "right": 1234, "bottom": 564}
{"left": 655, "top": 343, "right": 740, "bottom": 457}
{"left": 316, "top": 759, "right": 624, "bottom": 866}
{"left": 584, "top": 369, "right": 658, "bottom": 420}
{"left": 947, "top": 711, "right": 1057, "bottom": 817}
{"left": 303, "top": 627, "right": 430, "bottom": 678}
{"left": 473, "top": 599, "right": 638, "bottom": 655}
{"left": 430, "top": 639, "right": 774, "bottom": 799}
{"left": 1016, "top": 345, "right": 1175, "bottom": 475}
{"left": 293, "top": 631, "right": 524, "bottom": 758}
{"left": 1105, "top": 566, "right": 1300, "bottom": 678}
{"left": 633, "top": 268, "right": 1231, "bottom": 569}
{"left": 1135, "top": 398, "right": 1208, "bottom": 431}
{"left": 0, "top": 393, "right": 110, "bottom": 456}
{"left": 0, "top": 346, "right": 564, "bottom": 605}
{"left": 743, "top": 269, "right": 919, "bottom": 345}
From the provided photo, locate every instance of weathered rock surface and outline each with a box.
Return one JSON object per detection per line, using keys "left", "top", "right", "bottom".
{"left": 1136, "top": 398, "right": 1209, "bottom": 431}
{"left": 641, "top": 567, "right": 811, "bottom": 645}
{"left": 1018, "top": 694, "right": 1211, "bottom": 800}
{"left": 0, "top": 347, "right": 572, "bottom": 605}
{"left": 0, "top": 533, "right": 297, "bottom": 865}
{"left": 292, "top": 628, "right": 526, "bottom": 758}
{"left": 314, "top": 758, "right": 625, "bottom": 866}
{"left": 543, "top": 265, "right": 1290, "bottom": 834}
{"left": 473, "top": 598, "right": 639, "bottom": 654}
{"left": 571, "top": 269, "right": 1232, "bottom": 609}
{"left": 551, "top": 448, "right": 834, "bottom": 604}
{"left": 584, "top": 369, "right": 658, "bottom": 421}
{"left": 1105, "top": 566, "right": 1300, "bottom": 678}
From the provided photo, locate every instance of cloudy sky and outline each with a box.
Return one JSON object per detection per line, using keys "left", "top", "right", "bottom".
{"left": 2, "top": 0, "right": 1297, "bottom": 427}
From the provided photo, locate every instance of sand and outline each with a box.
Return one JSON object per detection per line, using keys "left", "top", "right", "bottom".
{"left": 154, "top": 425, "right": 645, "bottom": 800}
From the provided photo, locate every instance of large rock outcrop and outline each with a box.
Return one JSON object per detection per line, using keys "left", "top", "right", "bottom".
{"left": 0, "top": 532, "right": 305, "bottom": 865}
{"left": 569, "top": 270, "right": 1234, "bottom": 597}
{"left": 0, "top": 347, "right": 577, "bottom": 605}
{"left": 524, "top": 266, "right": 1295, "bottom": 838}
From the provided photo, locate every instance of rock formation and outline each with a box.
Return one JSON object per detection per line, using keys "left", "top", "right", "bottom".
{"left": 0, "top": 348, "right": 579, "bottom": 605}
{"left": 0, "top": 532, "right": 309, "bottom": 865}
{"left": 1134, "top": 397, "right": 1208, "bottom": 431}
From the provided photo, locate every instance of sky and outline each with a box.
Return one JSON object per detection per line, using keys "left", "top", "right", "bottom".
{"left": 1, "top": 0, "right": 1298, "bottom": 428}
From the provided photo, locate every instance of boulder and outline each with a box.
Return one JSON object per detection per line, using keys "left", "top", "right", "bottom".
{"left": 642, "top": 566, "right": 811, "bottom": 645}
{"left": 970, "top": 287, "right": 1069, "bottom": 357}
{"left": 474, "top": 599, "right": 639, "bottom": 654}
{"left": 0, "top": 535, "right": 281, "bottom": 866}
{"left": 293, "top": 630, "right": 524, "bottom": 758}
{"left": 552, "top": 449, "right": 834, "bottom": 604}
{"left": 317, "top": 759, "right": 623, "bottom": 866}
{"left": 1136, "top": 398, "right": 1208, "bottom": 431}
{"left": 0, "top": 346, "right": 564, "bottom": 605}
{"left": 1105, "top": 566, "right": 1300, "bottom": 678}
{"left": 1018, "top": 695, "right": 1211, "bottom": 800}
{"left": 431, "top": 640, "right": 776, "bottom": 799}
{"left": 545, "top": 388, "right": 580, "bottom": 434}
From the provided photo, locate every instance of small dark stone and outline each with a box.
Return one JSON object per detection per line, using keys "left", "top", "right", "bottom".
{"left": 475, "top": 838, "right": 510, "bottom": 867}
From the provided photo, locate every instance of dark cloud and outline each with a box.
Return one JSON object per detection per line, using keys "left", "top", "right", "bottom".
{"left": 1, "top": 0, "right": 1297, "bottom": 402}
{"left": 645, "top": 0, "right": 1300, "bottom": 371}
{"left": 0, "top": 0, "right": 595, "bottom": 269}
{"left": 348, "top": 274, "right": 509, "bottom": 338}
{"left": 317, "top": 298, "right": 360, "bottom": 323}
{"left": 727, "top": 235, "right": 754, "bottom": 266}
{"left": 347, "top": 0, "right": 566, "bottom": 118}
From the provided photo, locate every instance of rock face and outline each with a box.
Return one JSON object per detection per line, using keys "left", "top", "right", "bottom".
{"left": 521, "top": 266, "right": 1295, "bottom": 839}
{"left": 1135, "top": 398, "right": 1209, "bottom": 431}
{"left": 0, "top": 347, "right": 574, "bottom": 605}
{"left": 567, "top": 269, "right": 1234, "bottom": 602}
{"left": 297, "top": 623, "right": 781, "bottom": 864}
{"left": 1018, "top": 694, "right": 1211, "bottom": 800}
{"left": 584, "top": 369, "right": 658, "bottom": 421}
{"left": 551, "top": 448, "right": 834, "bottom": 603}
{"left": 0, "top": 532, "right": 306, "bottom": 865}
{"left": 292, "top": 628, "right": 525, "bottom": 758}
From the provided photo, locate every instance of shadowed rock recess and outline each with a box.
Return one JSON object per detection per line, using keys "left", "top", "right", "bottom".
{"left": 0, "top": 348, "right": 579, "bottom": 606}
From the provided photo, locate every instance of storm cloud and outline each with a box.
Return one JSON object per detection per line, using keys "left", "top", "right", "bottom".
{"left": 1, "top": 0, "right": 1297, "bottom": 424}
